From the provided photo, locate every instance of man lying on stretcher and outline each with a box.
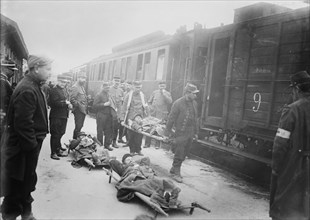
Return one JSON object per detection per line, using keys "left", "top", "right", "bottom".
{"left": 109, "top": 154, "right": 181, "bottom": 208}
{"left": 68, "top": 131, "right": 110, "bottom": 168}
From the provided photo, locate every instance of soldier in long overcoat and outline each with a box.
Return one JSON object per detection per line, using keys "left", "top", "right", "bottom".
{"left": 49, "top": 75, "right": 72, "bottom": 160}
{"left": 93, "top": 81, "right": 115, "bottom": 151}
{"left": 70, "top": 71, "right": 88, "bottom": 139}
{"left": 270, "top": 71, "right": 310, "bottom": 220}
{"left": 0, "top": 55, "right": 52, "bottom": 220}
{"left": 109, "top": 75, "right": 124, "bottom": 148}
{"left": 0, "top": 58, "right": 18, "bottom": 140}
{"left": 164, "top": 83, "right": 199, "bottom": 183}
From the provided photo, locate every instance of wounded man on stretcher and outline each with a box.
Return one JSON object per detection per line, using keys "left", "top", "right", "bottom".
{"left": 109, "top": 154, "right": 181, "bottom": 209}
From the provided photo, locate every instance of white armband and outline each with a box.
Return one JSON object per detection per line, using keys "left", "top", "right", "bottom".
{"left": 276, "top": 128, "right": 291, "bottom": 139}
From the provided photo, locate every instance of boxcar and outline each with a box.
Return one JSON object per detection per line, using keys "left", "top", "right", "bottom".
{"left": 176, "top": 6, "right": 310, "bottom": 184}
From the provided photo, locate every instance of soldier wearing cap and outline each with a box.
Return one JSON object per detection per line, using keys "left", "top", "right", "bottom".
{"left": 1, "top": 55, "right": 52, "bottom": 220}
{"left": 144, "top": 80, "right": 173, "bottom": 149}
{"left": 0, "top": 58, "right": 18, "bottom": 140}
{"left": 270, "top": 71, "right": 310, "bottom": 220}
{"left": 93, "top": 81, "right": 115, "bottom": 151}
{"left": 48, "top": 75, "right": 73, "bottom": 160}
{"left": 164, "top": 83, "right": 199, "bottom": 183}
{"left": 121, "top": 80, "right": 149, "bottom": 155}
{"left": 109, "top": 75, "right": 125, "bottom": 148}
{"left": 70, "top": 71, "right": 88, "bottom": 139}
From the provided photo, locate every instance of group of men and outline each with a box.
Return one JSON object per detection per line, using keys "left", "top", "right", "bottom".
{"left": 0, "top": 53, "right": 309, "bottom": 220}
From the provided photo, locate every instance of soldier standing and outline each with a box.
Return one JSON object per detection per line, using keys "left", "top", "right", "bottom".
{"left": 270, "top": 71, "right": 310, "bottom": 220}
{"left": 49, "top": 75, "right": 73, "bottom": 160}
{"left": 1, "top": 55, "right": 52, "bottom": 220}
{"left": 93, "top": 82, "right": 115, "bottom": 151}
{"left": 164, "top": 83, "right": 199, "bottom": 183}
{"left": 144, "top": 81, "right": 172, "bottom": 149}
{"left": 121, "top": 80, "right": 149, "bottom": 155}
{"left": 0, "top": 58, "right": 18, "bottom": 140}
{"left": 70, "top": 72, "right": 88, "bottom": 139}
{"left": 109, "top": 76, "right": 124, "bottom": 148}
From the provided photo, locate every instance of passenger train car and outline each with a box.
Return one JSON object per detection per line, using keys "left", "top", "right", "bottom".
{"left": 71, "top": 2, "right": 310, "bottom": 185}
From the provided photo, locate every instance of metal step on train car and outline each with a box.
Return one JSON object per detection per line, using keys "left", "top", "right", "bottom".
{"left": 70, "top": 2, "right": 310, "bottom": 185}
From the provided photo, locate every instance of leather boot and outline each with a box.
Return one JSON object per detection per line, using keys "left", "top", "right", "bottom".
{"left": 112, "top": 140, "right": 119, "bottom": 148}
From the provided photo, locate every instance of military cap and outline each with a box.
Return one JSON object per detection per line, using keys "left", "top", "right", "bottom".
{"left": 159, "top": 80, "right": 166, "bottom": 85}
{"left": 122, "top": 153, "right": 133, "bottom": 164}
{"left": 28, "top": 55, "right": 53, "bottom": 69}
{"left": 1, "top": 58, "right": 18, "bottom": 70}
{"left": 185, "top": 83, "right": 199, "bottom": 93}
{"left": 290, "top": 71, "right": 310, "bottom": 87}
{"left": 77, "top": 71, "right": 87, "bottom": 78}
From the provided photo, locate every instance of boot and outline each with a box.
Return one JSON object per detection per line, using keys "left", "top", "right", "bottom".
{"left": 105, "top": 145, "right": 113, "bottom": 151}
{"left": 21, "top": 202, "right": 36, "bottom": 220}
{"left": 170, "top": 174, "right": 183, "bottom": 183}
{"left": 112, "top": 140, "right": 119, "bottom": 148}
{"left": 170, "top": 166, "right": 183, "bottom": 178}
{"left": 51, "top": 153, "right": 60, "bottom": 160}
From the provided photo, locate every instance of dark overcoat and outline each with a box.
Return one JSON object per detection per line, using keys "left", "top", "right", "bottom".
{"left": 165, "top": 96, "right": 198, "bottom": 139}
{"left": 70, "top": 83, "right": 87, "bottom": 114}
{"left": 0, "top": 74, "right": 48, "bottom": 196}
{"left": 49, "top": 85, "right": 69, "bottom": 119}
{"left": 270, "top": 94, "right": 310, "bottom": 220}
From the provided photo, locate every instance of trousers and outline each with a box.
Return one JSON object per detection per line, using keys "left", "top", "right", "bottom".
{"left": 73, "top": 110, "right": 86, "bottom": 139}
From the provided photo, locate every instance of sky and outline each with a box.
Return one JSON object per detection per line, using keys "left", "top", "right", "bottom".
{"left": 1, "top": 0, "right": 309, "bottom": 76}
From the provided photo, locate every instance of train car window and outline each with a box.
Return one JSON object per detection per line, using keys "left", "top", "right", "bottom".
{"left": 136, "top": 54, "right": 144, "bottom": 80}
{"left": 120, "top": 58, "right": 126, "bottom": 80}
{"left": 156, "top": 49, "right": 165, "bottom": 80}
{"left": 143, "top": 52, "right": 151, "bottom": 80}
{"left": 112, "top": 60, "right": 117, "bottom": 79}
{"left": 125, "top": 57, "right": 132, "bottom": 80}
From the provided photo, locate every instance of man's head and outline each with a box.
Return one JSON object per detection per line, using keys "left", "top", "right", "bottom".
{"left": 184, "top": 83, "right": 199, "bottom": 101}
{"left": 122, "top": 153, "right": 133, "bottom": 165}
{"left": 77, "top": 71, "right": 87, "bottom": 85}
{"left": 113, "top": 76, "right": 121, "bottom": 88}
{"left": 57, "top": 75, "right": 67, "bottom": 89}
{"left": 133, "top": 80, "right": 142, "bottom": 93}
{"left": 1, "top": 58, "right": 18, "bottom": 79}
{"left": 77, "top": 131, "right": 87, "bottom": 140}
{"left": 158, "top": 81, "right": 166, "bottom": 90}
{"left": 290, "top": 71, "right": 310, "bottom": 100}
{"left": 27, "top": 55, "right": 53, "bottom": 82}
{"left": 102, "top": 81, "right": 110, "bottom": 92}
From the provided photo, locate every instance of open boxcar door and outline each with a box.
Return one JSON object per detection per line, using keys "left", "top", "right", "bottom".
{"left": 203, "top": 31, "right": 232, "bottom": 128}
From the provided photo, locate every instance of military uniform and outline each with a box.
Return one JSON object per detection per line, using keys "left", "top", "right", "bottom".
{"left": 165, "top": 83, "right": 199, "bottom": 183}
{"left": 109, "top": 84, "right": 124, "bottom": 145}
{"left": 93, "top": 84, "right": 116, "bottom": 150}
{"left": 270, "top": 71, "right": 310, "bottom": 220}
{"left": 0, "top": 73, "right": 13, "bottom": 139}
{"left": 49, "top": 84, "right": 70, "bottom": 157}
{"left": 70, "top": 81, "right": 88, "bottom": 139}
{"left": 121, "top": 82, "right": 148, "bottom": 155}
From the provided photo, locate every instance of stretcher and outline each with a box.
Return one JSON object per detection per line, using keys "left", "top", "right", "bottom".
{"left": 121, "top": 122, "right": 167, "bottom": 142}
{"left": 102, "top": 167, "right": 211, "bottom": 218}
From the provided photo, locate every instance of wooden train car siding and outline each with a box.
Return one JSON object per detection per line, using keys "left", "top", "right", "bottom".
{"left": 215, "top": 7, "right": 310, "bottom": 141}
